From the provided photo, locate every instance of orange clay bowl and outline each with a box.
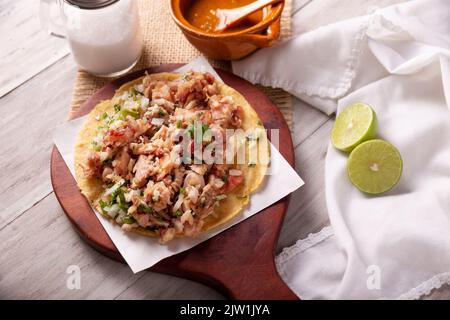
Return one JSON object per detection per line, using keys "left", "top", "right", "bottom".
{"left": 170, "top": 0, "right": 284, "bottom": 60}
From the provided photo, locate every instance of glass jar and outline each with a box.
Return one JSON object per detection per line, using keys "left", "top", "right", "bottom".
{"left": 40, "top": 0, "right": 143, "bottom": 77}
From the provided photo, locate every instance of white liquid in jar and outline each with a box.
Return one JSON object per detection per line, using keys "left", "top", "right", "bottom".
{"left": 65, "top": 0, "right": 143, "bottom": 76}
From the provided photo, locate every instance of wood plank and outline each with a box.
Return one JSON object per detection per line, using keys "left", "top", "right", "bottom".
{"left": 0, "top": 56, "right": 77, "bottom": 229}
{"left": 0, "top": 0, "right": 70, "bottom": 97}
{"left": 292, "top": 97, "right": 330, "bottom": 148}
{"left": 116, "top": 272, "right": 224, "bottom": 300}
{"left": 0, "top": 192, "right": 224, "bottom": 299}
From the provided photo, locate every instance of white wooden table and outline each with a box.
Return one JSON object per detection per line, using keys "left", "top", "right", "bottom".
{"left": 1, "top": 0, "right": 448, "bottom": 299}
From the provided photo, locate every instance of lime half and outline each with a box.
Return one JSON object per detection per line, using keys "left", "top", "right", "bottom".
{"left": 347, "top": 139, "right": 403, "bottom": 195}
{"left": 331, "top": 102, "right": 377, "bottom": 152}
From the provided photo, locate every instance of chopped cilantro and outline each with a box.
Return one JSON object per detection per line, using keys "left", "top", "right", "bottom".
{"left": 98, "top": 199, "right": 108, "bottom": 214}
{"left": 174, "top": 210, "right": 183, "bottom": 217}
{"left": 121, "top": 109, "right": 140, "bottom": 119}
{"left": 138, "top": 204, "right": 153, "bottom": 214}
{"left": 114, "top": 104, "right": 121, "bottom": 113}
{"left": 122, "top": 216, "right": 136, "bottom": 224}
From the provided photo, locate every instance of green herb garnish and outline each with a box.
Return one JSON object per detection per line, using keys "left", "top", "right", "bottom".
{"left": 202, "top": 123, "right": 210, "bottom": 132}
{"left": 215, "top": 195, "right": 227, "bottom": 201}
{"left": 130, "top": 88, "right": 140, "bottom": 101}
{"left": 122, "top": 216, "right": 136, "bottom": 224}
{"left": 138, "top": 204, "right": 153, "bottom": 214}
{"left": 174, "top": 210, "right": 183, "bottom": 217}
{"left": 98, "top": 199, "right": 108, "bottom": 214}
{"left": 114, "top": 104, "right": 121, "bottom": 113}
{"left": 121, "top": 108, "right": 140, "bottom": 119}
{"left": 91, "top": 141, "right": 102, "bottom": 152}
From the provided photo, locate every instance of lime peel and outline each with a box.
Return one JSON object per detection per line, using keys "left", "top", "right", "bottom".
{"left": 347, "top": 139, "right": 403, "bottom": 195}
{"left": 331, "top": 102, "right": 377, "bottom": 152}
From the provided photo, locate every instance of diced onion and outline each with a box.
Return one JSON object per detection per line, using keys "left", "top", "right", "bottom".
{"left": 152, "top": 190, "right": 160, "bottom": 202}
{"left": 121, "top": 92, "right": 130, "bottom": 101}
{"left": 115, "top": 211, "right": 126, "bottom": 223}
{"left": 172, "top": 194, "right": 185, "bottom": 212}
{"left": 180, "top": 210, "right": 194, "bottom": 225}
{"left": 229, "top": 169, "right": 242, "bottom": 176}
{"left": 123, "top": 100, "right": 138, "bottom": 110}
{"left": 151, "top": 118, "right": 165, "bottom": 126}
{"left": 187, "top": 187, "right": 199, "bottom": 204}
{"left": 99, "top": 151, "right": 110, "bottom": 162}
{"left": 214, "top": 179, "right": 225, "bottom": 189}
{"left": 134, "top": 84, "right": 144, "bottom": 93}
{"left": 140, "top": 97, "right": 149, "bottom": 108}
{"left": 105, "top": 204, "right": 120, "bottom": 218}
{"left": 104, "top": 180, "right": 124, "bottom": 197}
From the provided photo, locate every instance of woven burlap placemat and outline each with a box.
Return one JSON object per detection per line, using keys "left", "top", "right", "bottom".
{"left": 69, "top": 0, "right": 293, "bottom": 129}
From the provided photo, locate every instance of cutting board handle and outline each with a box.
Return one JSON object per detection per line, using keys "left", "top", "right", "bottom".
{"left": 216, "top": 267, "right": 298, "bottom": 300}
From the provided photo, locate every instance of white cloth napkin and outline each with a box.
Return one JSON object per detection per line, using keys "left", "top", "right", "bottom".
{"left": 233, "top": 0, "right": 450, "bottom": 299}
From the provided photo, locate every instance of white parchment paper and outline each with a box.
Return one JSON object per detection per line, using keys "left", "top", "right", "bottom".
{"left": 53, "top": 57, "right": 304, "bottom": 273}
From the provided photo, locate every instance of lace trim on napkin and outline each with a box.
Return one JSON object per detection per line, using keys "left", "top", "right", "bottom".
{"left": 235, "top": 21, "right": 369, "bottom": 101}
{"left": 275, "top": 226, "right": 334, "bottom": 280}
{"left": 396, "top": 272, "right": 450, "bottom": 300}
{"left": 276, "top": 227, "right": 450, "bottom": 300}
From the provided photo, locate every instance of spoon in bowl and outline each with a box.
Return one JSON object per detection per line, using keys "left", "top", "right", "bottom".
{"left": 214, "top": 0, "right": 283, "bottom": 33}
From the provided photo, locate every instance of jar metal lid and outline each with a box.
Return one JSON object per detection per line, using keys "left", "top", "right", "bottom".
{"left": 65, "top": 0, "right": 120, "bottom": 10}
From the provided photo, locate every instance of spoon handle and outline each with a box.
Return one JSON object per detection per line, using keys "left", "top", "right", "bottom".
{"left": 215, "top": 0, "right": 283, "bottom": 32}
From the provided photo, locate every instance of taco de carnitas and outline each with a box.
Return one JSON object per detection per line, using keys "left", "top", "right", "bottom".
{"left": 75, "top": 71, "right": 269, "bottom": 243}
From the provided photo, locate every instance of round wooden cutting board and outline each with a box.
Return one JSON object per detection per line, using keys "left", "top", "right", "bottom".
{"left": 50, "top": 64, "right": 298, "bottom": 300}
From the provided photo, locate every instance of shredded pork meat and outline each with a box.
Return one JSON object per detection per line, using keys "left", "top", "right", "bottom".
{"left": 83, "top": 71, "right": 244, "bottom": 243}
